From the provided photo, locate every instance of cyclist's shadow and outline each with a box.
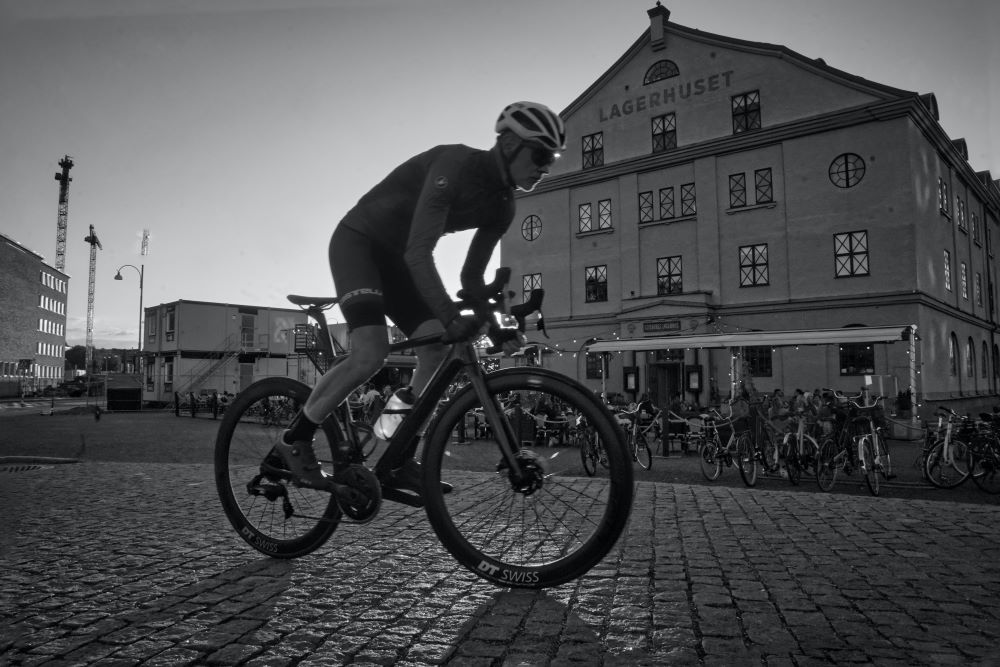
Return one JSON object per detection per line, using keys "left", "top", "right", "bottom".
{"left": 448, "top": 587, "right": 604, "bottom": 663}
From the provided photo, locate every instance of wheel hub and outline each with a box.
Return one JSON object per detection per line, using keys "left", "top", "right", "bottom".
{"left": 498, "top": 449, "right": 546, "bottom": 495}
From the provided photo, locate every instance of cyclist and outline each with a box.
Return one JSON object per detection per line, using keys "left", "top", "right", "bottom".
{"left": 273, "top": 101, "right": 566, "bottom": 502}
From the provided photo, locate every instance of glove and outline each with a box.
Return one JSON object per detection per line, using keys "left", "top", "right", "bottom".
{"left": 442, "top": 315, "right": 480, "bottom": 343}
{"left": 499, "top": 330, "right": 525, "bottom": 356}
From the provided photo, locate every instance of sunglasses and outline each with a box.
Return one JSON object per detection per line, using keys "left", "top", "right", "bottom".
{"left": 527, "top": 144, "right": 558, "bottom": 168}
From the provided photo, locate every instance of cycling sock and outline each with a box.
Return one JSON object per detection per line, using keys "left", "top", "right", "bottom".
{"left": 283, "top": 411, "right": 319, "bottom": 444}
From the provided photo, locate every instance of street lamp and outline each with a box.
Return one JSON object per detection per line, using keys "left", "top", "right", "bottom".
{"left": 114, "top": 264, "right": 144, "bottom": 374}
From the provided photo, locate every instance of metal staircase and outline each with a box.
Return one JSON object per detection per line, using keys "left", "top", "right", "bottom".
{"left": 174, "top": 333, "right": 240, "bottom": 396}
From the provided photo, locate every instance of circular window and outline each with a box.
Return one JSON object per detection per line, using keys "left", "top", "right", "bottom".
{"left": 521, "top": 215, "right": 542, "bottom": 241}
{"left": 829, "top": 153, "right": 866, "bottom": 188}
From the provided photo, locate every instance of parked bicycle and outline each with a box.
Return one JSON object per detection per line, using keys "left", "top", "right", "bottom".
{"left": 697, "top": 408, "right": 743, "bottom": 481}
{"left": 814, "top": 389, "right": 890, "bottom": 494}
{"left": 780, "top": 412, "right": 820, "bottom": 485}
{"left": 734, "top": 399, "right": 781, "bottom": 487}
{"left": 923, "top": 406, "right": 974, "bottom": 489}
{"left": 214, "top": 269, "right": 634, "bottom": 588}
{"left": 970, "top": 412, "right": 1000, "bottom": 494}
{"left": 617, "top": 406, "right": 659, "bottom": 469}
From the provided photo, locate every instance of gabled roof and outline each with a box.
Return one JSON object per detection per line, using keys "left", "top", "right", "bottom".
{"left": 562, "top": 10, "right": 916, "bottom": 119}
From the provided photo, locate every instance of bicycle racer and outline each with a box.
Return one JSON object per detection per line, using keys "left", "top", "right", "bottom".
{"left": 274, "top": 101, "right": 566, "bottom": 503}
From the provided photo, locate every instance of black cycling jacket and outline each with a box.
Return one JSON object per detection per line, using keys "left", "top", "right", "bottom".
{"left": 340, "top": 144, "right": 515, "bottom": 324}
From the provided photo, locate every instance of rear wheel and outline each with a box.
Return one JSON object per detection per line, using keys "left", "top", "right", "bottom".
{"left": 970, "top": 444, "right": 1000, "bottom": 494}
{"left": 422, "top": 369, "right": 634, "bottom": 589}
{"left": 579, "top": 425, "right": 598, "bottom": 477}
{"left": 633, "top": 429, "right": 653, "bottom": 470}
{"left": 214, "top": 377, "right": 342, "bottom": 558}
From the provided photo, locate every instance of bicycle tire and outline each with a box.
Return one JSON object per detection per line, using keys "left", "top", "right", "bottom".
{"left": 736, "top": 431, "right": 758, "bottom": 487}
{"left": 874, "top": 433, "right": 892, "bottom": 481}
{"left": 783, "top": 434, "right": 802, "bottom": 486}
{"left": 924, "top": 438, "right": 971, "bottom": 489}
{"left": 861, "top": 437, "right": 880, "bottom": 496}
{"left": 634, "top": 431, "right": 653, "bottom": 470}
{"left": 699, "top": 434, "right": 723, "bottom": 481}
{"left": 970, "top": 445, "right": 1000, "bottom": 494}
{"left": 816, "top": 437, "right": 841, "bottom": 492}
{"left": 421, "top": 368, "right": 634, "bottom": 589}
{"left": 214, "top": 377, "right": 343, "bottom": 558}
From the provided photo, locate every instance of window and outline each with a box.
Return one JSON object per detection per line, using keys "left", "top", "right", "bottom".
{"left": 638, "top": 191, "right": 654, "bottom": 223}
{"left": 938, "top": 178, "right": 950, "bottom": 216}
{"left": 657, "top": 256, "right": 682, "bottom": 295}
{"left": 972, "top": 210, "right": 981, "bottom": 244}
{"left": 583, "top": 132, "right": 603, "bottom": 169}
{"left": 739, "top": 244, "right": 769, "bottom": 286}
{"left": 967, "top": 338, "right": 976, "bottom": 378}
{"left": 732, "top": 90, "right": 761, "bottom": 133}
{"left": 680, "top": 183, "right": 696, "bottom": 216}
{"left": 983, "top": 341, "right": 990, "bottom": 379}
{"left": 834, "top": 231, "right": 870, "bottom": 277}
{"left": 943, "top": 250, "right": 952, "bottom": 291}
{"left": 976, "top": 273, "right": 983, "bottom": 307}
{"left": 586, "top": 353, "right": 604, "bottom": 379}
{"left": 643, "top": 59, "right": 679, "bottom": 84}
{"left": 651, "top": 113, "right": 677, "bottom": 153}
{"left": 755, "top": 168, "right": 773, "bottom": 203}
{"left": 729, "top": 173, "right": 746, "bottom": 208}
{"left": 165, "top": 306, "right": 176, "bottom": 342}
{"left": 949, "top": 333, "right": 958, "bottom": 376}
{"left": 744, "top": 346, "right": 772, "bottom": 377}
{"left": 957, "top": 197, "right": 968, "bottom": 230}
{"left": 522, "top": 273, "right": 541, "bottom": 303}
{"left": 960, "top": 263, "right": 968, "bottom": 300}
{"left": 146, "top": 312, "right": 157, "bottom": 339}
{"left": 585, "top": 265, "right": 608, "bottom": 302}
{"left": 598, "top": 199, "right": 613, "bottom": 229}
{"left": 659, "top": 187, "right": 675, "bottom": 219}
{"left": 829, "top": 154, "right": 866, "bottom": 188}
{"left": 521, "top": 215, "right": 542, "bottom": 241}
{"left": 840, "top": 343, "right": 875, "bottom": 375}
{"left": 578, "top": 203, "right": 592, "bottom": 233}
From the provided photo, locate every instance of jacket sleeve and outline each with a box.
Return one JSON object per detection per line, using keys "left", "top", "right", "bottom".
{"left": 403, "top": 160, "right": 461, "bottom": 325}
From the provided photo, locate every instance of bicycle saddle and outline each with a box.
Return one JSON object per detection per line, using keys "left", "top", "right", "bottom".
{"left": 287, "top": 294, "right": 340, "bottom": 308}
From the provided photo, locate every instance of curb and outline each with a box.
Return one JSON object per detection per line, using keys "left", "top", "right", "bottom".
{"left": 0, "top": 456, "right": 80, "bottom": 465}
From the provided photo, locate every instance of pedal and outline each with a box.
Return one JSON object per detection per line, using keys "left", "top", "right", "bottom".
{"left": 332, "top": 464, "right": 382, "bottom": 523}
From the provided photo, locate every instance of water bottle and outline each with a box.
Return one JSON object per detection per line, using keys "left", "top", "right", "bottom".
{"left": 374, "top": 387, "right": 415, "bottom": 440}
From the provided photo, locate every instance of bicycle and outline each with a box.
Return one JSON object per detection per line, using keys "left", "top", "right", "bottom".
{"left": 734, "top": 399, "right": 781, "bottom": 487}
{"left": 697, "top": 408, "right": 743, "bottom": 481}
{"left": 923, "top": 406, "right": 974, "bottom": 489}
{"left": 780, "top": 412, "right": 820, "bottom": 485}
{"left": 214, "top": 268, "right": 634, "bottom": 589}
{"left": 854, "top": 395, "right": 894, "bottom": 496}
{"left": 969, "top": 412, "right": 1000, "bottom": 494}
{"left": 619, "top": 406, "right": 659, "bottom": 469}
{"left": 814, "top": 389, "right": 885, "bottom": 493}
{"left": 576, "top": 414, "right": 609, "bottom": 477}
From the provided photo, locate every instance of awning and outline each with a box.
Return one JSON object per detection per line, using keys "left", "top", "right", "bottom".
{"left": 587, "top": 325, "right": 915, "bottom": 352}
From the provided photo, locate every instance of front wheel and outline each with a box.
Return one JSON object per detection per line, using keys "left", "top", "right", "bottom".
{"left": 736, "top": 432, "right": 758, "bottom": 487}
{"left": 699, "top": 434, "right": 723, "bottom": 481}
{"left": 924, "top": 439, "right": 971, "bottom": 489}
{"left": 214, "top": 377, "right": 343, "bottom": 558}
{"left": 816, "top": 437, "right": 841, "bottom": 492}
{"left": 861, "top": 437, "right": 880, "bottom": 496}
{"left": 633, "top": 429, "right": 653, "bottom": 470}
{"left": 421, "top": 369, "right": 634, "bottom": 589}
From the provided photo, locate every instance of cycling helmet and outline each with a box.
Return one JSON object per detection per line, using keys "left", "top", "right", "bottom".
{"left": 495, "top": 101, "right": 566, "bottom": 151}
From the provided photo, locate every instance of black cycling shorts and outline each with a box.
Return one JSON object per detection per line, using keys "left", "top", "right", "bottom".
{"left": 329, "top": 222, "right": 435, "bottom": 336}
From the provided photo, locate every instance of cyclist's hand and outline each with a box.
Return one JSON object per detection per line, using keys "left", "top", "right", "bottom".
{"left": 442, "top": 315, "right": 480, "bottom": 343}
{"left": 499, "top": 330, "right": 525, "bottom": 356}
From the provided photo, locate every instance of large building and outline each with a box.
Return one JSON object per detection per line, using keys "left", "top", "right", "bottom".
{"left": 0, "top": 233, "right": 69, "bottom": 397}
{"left": 500, "top": 4, "right": 1000, "bottom": 419}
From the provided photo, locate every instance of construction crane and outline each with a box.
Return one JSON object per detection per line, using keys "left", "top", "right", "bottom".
{"left": 53, "top": 156, "right": 74, "bottom": 272}
{"left": 83, "top": 224, "right": 102, "bottom": 373}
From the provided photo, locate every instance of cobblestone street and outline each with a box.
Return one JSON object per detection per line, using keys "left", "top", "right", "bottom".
{"left": 2, "top": 460, "right": 1000, "bottom": 666}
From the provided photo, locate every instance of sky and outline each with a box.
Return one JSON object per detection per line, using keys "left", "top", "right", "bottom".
{"left": 1, "top": 0, "right": 997, "bottom": 349}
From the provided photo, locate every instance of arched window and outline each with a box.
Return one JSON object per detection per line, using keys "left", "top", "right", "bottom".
{"left": 966, "top": 337, "right": 975, "bottom": 378}
{"left": 983, "top": 341, "right": 989, "bottom": 379}
{"left": 949, "top": 334, "right": 959, "bottom": 377}
{"left": 643, "top": 59, "right": 679, "bottom": 84}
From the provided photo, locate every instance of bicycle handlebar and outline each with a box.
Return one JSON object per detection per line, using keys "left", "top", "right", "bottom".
{"left": 455, "top": 267, "right": 547, "bottom": 354}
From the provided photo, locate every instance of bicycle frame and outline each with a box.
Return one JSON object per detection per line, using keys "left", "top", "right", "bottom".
{"left": 302, "top": 302, "right": 529, "bottom": 482}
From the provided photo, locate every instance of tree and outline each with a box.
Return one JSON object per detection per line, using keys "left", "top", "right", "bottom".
{"left": 66, "top": 345, "right": 86, "bottom": 374}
